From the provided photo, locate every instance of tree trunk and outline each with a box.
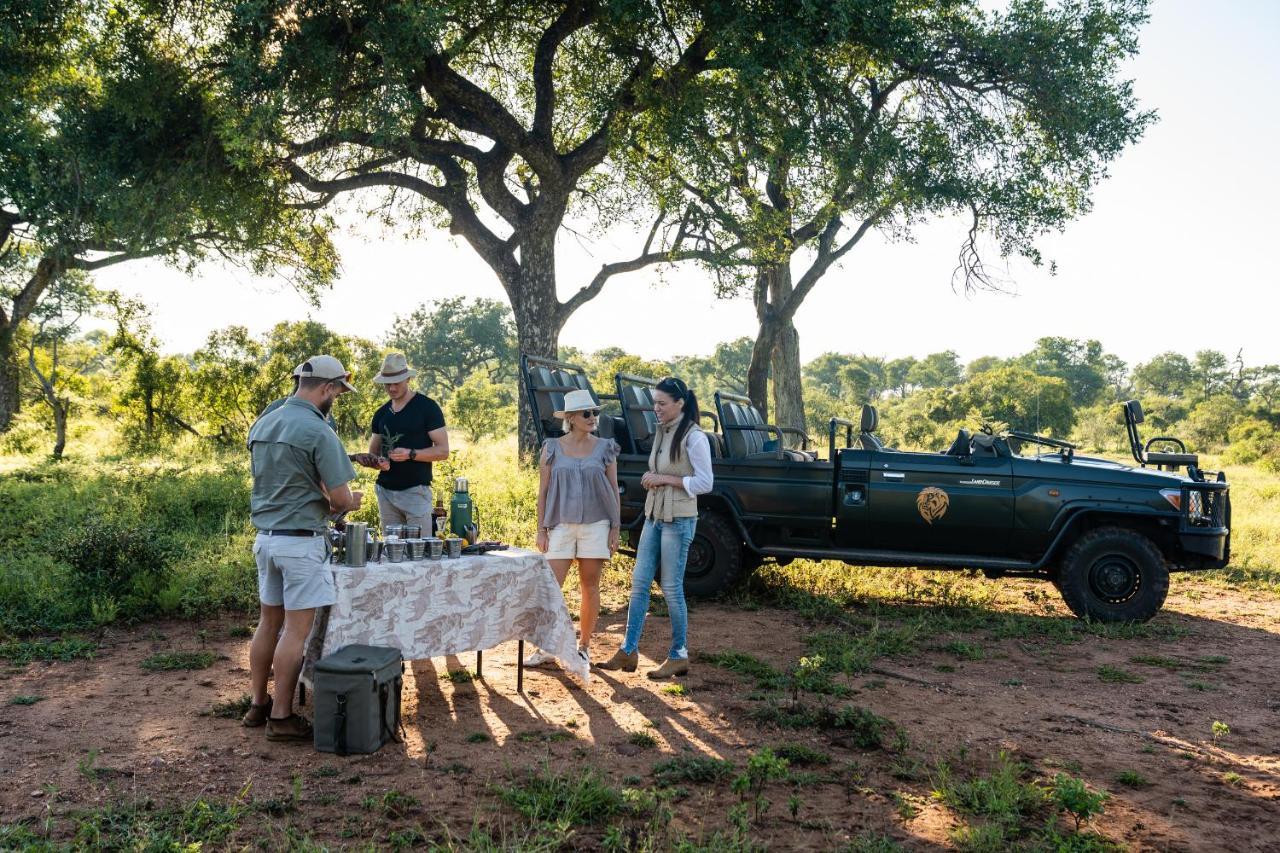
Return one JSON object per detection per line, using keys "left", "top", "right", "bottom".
{"left": 51, "top": 400, "right": 67, "bottom": 460}
{"left": 746, "top": 262, "right": 806, "bottom": 437}
{"left": 507, "top": 229, "right": 564, "bottom": 461}
{"left": 767, "top": 263, "right": 805, "bottom": 436}
{"left": 0, "top": 331, "right": 19, "bottom": 433}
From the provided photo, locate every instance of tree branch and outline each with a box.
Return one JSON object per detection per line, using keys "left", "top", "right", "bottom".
{"left": 532, "top": 1, "right": 594, "bottom": 140}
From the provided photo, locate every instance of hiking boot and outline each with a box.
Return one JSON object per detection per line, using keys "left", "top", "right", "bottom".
{"left": 646, "top": 657, "right": 689, "bottom": 680}
{"left": 242, "top": 697, "right": 272, "bottom": 728}
{"left": 265, "top": 714, "right": 314, "bottom": 742}
{"left": 595, "top": 649, "right": 638, "bottom": 672}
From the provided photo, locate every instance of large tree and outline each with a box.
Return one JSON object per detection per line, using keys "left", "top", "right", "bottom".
{"left": 0, "top": 0, "right": 336, "bottom": 431}
{"left": 633, "top": 0, "right": 1153, "bottom": 430}
{"left": 387, "top": 297, "right": 516, "bottom": 398}
{"left": 219, "top": 0, "right": 797, "bottom": 452}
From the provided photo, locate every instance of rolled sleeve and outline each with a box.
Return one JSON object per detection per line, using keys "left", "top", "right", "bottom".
{"left": 681, "top": 430, "right": 714, "bottom": 496}
{"left": 315, "top": 429, "right": 356, "bottom": 488}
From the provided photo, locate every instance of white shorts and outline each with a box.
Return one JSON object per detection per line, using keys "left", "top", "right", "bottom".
{"left": 253, "top": 533, "right": 335, "bottom": 610}
{"left": 546, "top": 520, "right": 612, "bottom": 560}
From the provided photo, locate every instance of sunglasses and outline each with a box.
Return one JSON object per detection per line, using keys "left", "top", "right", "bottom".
{"left": 572, "top": 409, "right": 601, "bottom": 418}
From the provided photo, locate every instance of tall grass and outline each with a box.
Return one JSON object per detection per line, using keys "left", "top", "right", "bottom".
{"left": 1, "top": 421, "right": 1275, "bottom": 638}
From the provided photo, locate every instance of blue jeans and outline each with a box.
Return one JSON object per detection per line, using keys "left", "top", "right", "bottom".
{"left": 622, "top": 517, "right": 697, "bottom": 660}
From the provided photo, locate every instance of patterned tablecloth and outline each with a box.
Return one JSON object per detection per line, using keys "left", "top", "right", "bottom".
{"left": 303, "top": 548, "right": 588, "bottom": 682}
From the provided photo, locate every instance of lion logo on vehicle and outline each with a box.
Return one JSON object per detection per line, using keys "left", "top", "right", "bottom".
{"left": 916, "top": 487, "right": 950, "bottom": 524}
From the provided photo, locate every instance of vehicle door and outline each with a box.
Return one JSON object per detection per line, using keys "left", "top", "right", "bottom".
{"left": 866, "top": 450, "right": 1014, "bottom": 556}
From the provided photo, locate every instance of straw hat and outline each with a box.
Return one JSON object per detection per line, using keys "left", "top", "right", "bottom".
{"left": 553, "top": 389, "right": 599, "bottom": 420}
{"left": 373, "top": 353, "right": 417, "bottom": 384}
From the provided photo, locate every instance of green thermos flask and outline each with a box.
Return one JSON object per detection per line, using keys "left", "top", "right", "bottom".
{"left": 449, "top": 477, "right": 479, "bottom": 543}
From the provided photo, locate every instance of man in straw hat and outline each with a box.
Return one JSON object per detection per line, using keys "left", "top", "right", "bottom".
{"left": 352, "top": 353, "right": 449, "bottom": 533}
{"left": 244, "top": 355, "right": 363, "bottom": 742}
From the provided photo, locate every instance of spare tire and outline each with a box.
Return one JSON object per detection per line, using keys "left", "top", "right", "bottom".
{"left": 1056, "top": 527, "right": 1169, "bottom": 622}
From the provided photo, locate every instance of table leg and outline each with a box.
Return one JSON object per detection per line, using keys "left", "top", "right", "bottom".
{"left": 517, "top": 640, "right": 524, "bottom": 693}
{"left": 476, "top": 649, "right": 482, "bottom": 678}
{"left": 297, "top": 681, "right": 306, "bottom": 707}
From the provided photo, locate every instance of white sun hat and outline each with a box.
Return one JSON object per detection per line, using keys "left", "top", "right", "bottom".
{"left": 553, "top": 388, "right": 599, "bottom": 419}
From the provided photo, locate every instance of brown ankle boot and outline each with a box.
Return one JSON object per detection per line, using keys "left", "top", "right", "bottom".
{"left": 595, "top": 649, "right": 638, "bottom": 672}
{"left": 646, "top": 657, "right": 689, "bottom": 680}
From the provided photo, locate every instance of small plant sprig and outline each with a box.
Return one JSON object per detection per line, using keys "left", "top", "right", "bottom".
{"left": 380, "top": 426, "right": 402, "bottom": 457}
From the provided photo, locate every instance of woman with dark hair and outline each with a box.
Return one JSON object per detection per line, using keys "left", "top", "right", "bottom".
{"left": 597, "top": 377, "right": 713, "bottom": 679}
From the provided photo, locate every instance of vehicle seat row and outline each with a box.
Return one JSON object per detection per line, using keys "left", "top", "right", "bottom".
{"left": 714, "top": 391, "right": 815, "bottom": 461}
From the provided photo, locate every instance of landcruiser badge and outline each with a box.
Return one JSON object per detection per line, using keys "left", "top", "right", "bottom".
{"left": 916, "top": 487, "right": 950, "bottom": 525}
{"left": 959, "top": 478, "right": 1001, "bottom": 486}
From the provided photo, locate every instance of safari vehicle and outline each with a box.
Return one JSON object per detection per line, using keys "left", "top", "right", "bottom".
{"left": 521, "top": 356, "right": 1230, "bottom": 622}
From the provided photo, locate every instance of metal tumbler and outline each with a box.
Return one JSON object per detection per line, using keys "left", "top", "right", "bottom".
{"left": 445, "top": 537, "right": 462, "bottom": 559}
{"left": 425, "top": 537, "right": 443, "bottom": 560}
{"left": 383, "top": 524, "right": 405, "bottom": 540}
{"left": 343, "top": 522, "right": 368, "bottom": 567}
{"left": 385, "top": 540, "right": 407, "bottom": 563}
{"left": 406, "top": 538, "right": 427, "bottom": 560}
{"left": 402, "top": 524, "right": 422, "bottom": 539}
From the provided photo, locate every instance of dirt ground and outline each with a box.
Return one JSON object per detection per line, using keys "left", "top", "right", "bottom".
{"left": 1, "top": 578, "right": 1278, "bottom": 851}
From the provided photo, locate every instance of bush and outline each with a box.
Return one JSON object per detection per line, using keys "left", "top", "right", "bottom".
{"left": 56, "top": 515, "right": 171, "bottom": 609}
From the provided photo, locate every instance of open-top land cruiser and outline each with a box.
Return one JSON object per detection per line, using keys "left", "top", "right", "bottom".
{"left": 521, "top": 356, "right": 1231, "bottom": 623}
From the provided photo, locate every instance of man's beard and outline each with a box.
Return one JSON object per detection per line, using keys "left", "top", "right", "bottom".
{"left": 318, "top": 394, "right": 334, "bottom": 416}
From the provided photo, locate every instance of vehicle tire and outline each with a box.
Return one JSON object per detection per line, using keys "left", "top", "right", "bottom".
{"left": 682, "top": 510, "right": 744, "bottom": 598}
{"left": 1056, "top": 527, "right": 1169, "bottom": 623}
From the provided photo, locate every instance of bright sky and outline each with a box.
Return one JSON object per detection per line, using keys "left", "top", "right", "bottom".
{"left": 94, "top": 0, "right": 1280, "bottom": 370}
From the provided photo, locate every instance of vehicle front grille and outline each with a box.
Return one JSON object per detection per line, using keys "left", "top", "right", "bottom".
{"left": 1184, "top": 484, "right": 1227, "bottom": 529}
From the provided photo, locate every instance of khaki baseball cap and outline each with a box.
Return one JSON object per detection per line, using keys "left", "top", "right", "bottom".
{"left": 297, "top": 355, "right": 356, "bottom": 392}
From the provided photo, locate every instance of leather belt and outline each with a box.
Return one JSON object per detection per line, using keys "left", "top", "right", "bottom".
{"left": 262, "top": 529, "right": 324, "bottom": 537}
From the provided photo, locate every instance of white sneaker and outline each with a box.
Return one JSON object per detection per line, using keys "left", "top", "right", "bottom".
{"left": 523, "top": 648, "right": 555, "bottom": 667}
{"left": 577, "top": 647, "right": 591, "bottom": 668}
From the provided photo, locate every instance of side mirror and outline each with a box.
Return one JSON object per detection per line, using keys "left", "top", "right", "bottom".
{"left": 1123, "top": 400, "right": 1145, "bottom": 425}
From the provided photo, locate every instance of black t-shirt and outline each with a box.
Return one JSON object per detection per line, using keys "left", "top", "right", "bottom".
{"left": 371, "top": 392, "right": 446, "bottom": 490}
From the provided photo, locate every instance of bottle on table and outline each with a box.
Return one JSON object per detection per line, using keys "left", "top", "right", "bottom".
{"left": 433, "top": 496, "right": 447, "bottom": 537}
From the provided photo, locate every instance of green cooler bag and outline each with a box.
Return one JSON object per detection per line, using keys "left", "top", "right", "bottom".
{"left": 313, "top": 644, "right": 404, "bottom": 755}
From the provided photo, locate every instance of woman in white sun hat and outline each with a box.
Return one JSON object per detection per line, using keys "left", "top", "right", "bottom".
{"left": 525, "top": 388, "right": 621, "bottom": 669}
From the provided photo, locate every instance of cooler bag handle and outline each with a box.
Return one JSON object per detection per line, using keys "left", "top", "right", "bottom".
{"left": 334, "top": 693, "right": 348, "bottom": 756}
{"left": 378, "top": 678, "right": 405, "bottom": 745}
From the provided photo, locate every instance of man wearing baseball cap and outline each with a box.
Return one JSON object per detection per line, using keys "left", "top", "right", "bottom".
{"left": 243, "top": 354, "right": 362, "bottom": 742}
{"left": 352, "top": 353, "right": 449, "bottom": 534}
{"left": 259, "top": 361, "right": 338, "bottom": 431}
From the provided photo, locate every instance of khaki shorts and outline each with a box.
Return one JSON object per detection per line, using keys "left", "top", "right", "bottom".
{"left": 253, "top": 533, "right": 334, "bottom": 610}
{"left": 546, "top": 520, "right": 612, "bottom": 560}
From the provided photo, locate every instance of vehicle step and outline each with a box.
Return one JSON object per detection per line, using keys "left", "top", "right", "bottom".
{"left": 757, "top": 546, "right": 1036, "bottom": 571}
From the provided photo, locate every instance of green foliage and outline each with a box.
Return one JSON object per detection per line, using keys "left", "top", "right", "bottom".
{"left": 496, "top": 767, "right": 626, "bottom": 826}
{"left": 448, "top": 371, "right": 516, "bottom": 444}
{"left": 932, "top": 752, "right": 1047, "bottom": 827}
{"left": 9, "top": 695, "right": 43, "bottom": 705}
{"left": 0, "top": 637, "right": 96, "bottom": 665}
{"left": 140, "top": 651, "right": 216, "bottom": 672}
{"left": 207, "top": 695, "right": 252, "bottom": 720}
{"left": 1114, "top": 770, "right": 1149, "bottom": 788}
{"left": 1211, "top": 720, "right": 1229, "bottom": 743}
{"left": 56, "top": 515, "right": 170, "bottom": 610}
{"left": 771, "top": 743, "right": 832, "bottom": 767}
{"left": 731, "top": 748, "right": 790, "bottom": 823}
{"left": 652, "top": 756, "right": 736, "bottom": 786}
{"left": 1051, "top": 774, "right": 1109, "bottom": 831}
{"left": 1096, "top": 665, "right": 1143, "bottom": 684}
{"left": 388, "top": 298, "right": 516, "bottom": 399}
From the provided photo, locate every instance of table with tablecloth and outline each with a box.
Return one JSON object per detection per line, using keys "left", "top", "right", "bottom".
{"left": 302, "top": 547, "right": 588, "bottom": 688}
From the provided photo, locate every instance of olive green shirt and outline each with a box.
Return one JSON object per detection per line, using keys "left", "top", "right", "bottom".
{"left": 248, "top": 398, "right": 356, "bottom": 532}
